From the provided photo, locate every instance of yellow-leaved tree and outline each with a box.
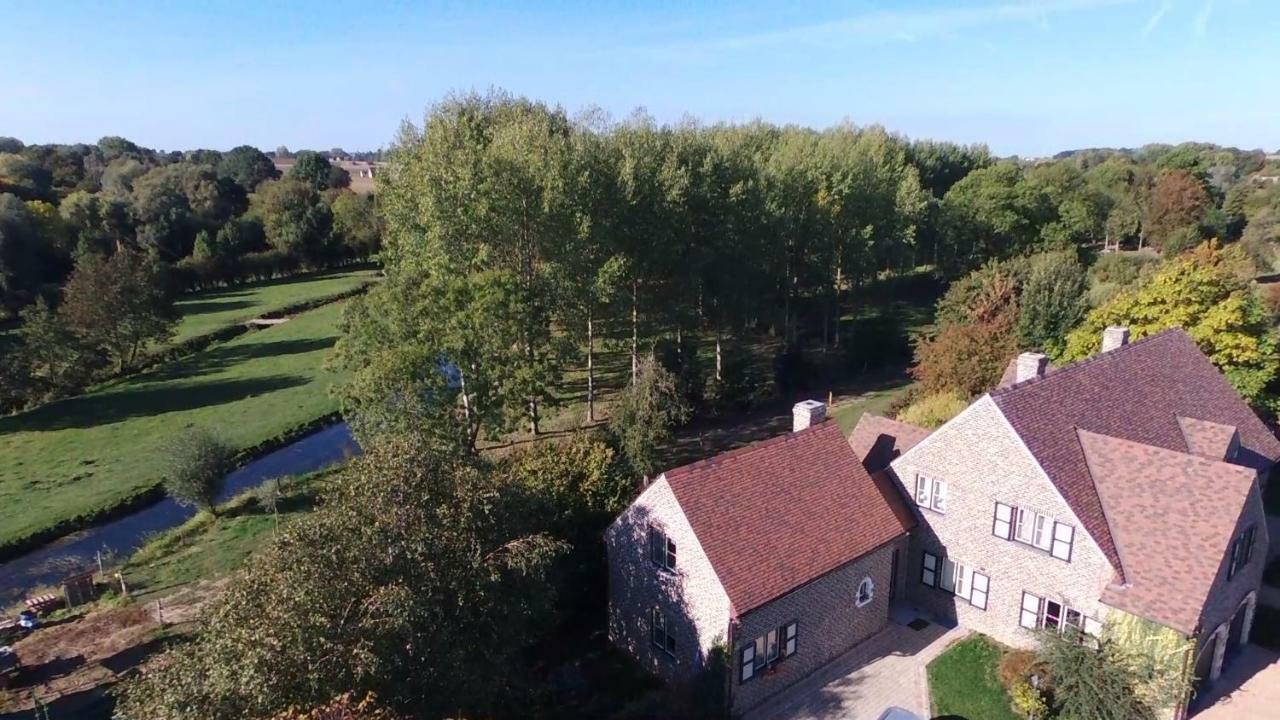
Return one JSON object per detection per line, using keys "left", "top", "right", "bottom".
{"left": 1058, "top": 241, "right": 1279, "bottom": 411}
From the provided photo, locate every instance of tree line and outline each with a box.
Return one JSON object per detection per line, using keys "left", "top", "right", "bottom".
{"left": 334, "top": 90, "right": 1280, "bottom": 452}
{"left": 0, "top": 136, "right": 381, "bottom": 321}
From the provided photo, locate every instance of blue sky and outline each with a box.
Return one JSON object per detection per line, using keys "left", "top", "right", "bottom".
{"left": 2, "top": 0, "right": 1277, "bottom": 157}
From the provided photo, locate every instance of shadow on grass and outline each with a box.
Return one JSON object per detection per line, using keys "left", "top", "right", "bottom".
{"left": 175, "top": 299, "right": 256, "bottom": 316}
{"left": 147, "top": 337, "right": 336, "bottom": 381}
{"left": 0, "top": 375, "right": 313, "bottom": 432}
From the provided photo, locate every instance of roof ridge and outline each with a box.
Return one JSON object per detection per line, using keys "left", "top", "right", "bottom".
{"left": 1076, "top": 427, "right": 1256, "bottom": 480}
{"left": 663, "top": 419, "right": 838, "bottom": 480}
{"left": 991, "top": 327, "right": 1189, "bottom": 398}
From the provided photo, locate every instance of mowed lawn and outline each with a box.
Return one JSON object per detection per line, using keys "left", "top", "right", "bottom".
{"left": 0, "top": 301, "right": 351, "bottom": 551}
{"left": 172, "top": 267, "right": 377, "bottom": 343}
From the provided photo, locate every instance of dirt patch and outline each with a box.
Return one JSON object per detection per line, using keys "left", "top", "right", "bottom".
{"left": 0, "top": 579, "right": 226, "bottom": 713}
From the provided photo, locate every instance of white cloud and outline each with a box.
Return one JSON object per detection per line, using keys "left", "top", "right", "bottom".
{"left": 1141, "top": 0, "right": 1172, "bottom": 38}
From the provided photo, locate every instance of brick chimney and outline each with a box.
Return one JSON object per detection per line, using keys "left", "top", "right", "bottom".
{"left": 1102, "top": 326, "right": 1130, "bottom": 353}
{"left": 1015, "top": 352, "right": 1049, "bottom": 383}
{"left": 792, "top": 400, "right": 827, "bottom": 432}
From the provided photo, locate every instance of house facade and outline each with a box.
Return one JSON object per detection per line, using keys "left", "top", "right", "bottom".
{"left": 606, "top": 327, "right": 1277, "bottom": 716}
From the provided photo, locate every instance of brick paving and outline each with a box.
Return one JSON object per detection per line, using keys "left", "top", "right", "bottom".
{"left": 1192, "top": 644, "right": 1280, "bottom": 719}
{"left": 744, "top": 617, "right": 967, "bottom": 720}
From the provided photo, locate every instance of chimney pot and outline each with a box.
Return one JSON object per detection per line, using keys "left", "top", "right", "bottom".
{"left": 792, "top": 400, "right": 827, "bottom": 433}
{"left": 1015, "top": 352, "right": 1049, "bottom": 383}
{"left": 1102, "top": 326, "right": 1130, "bottom": 353}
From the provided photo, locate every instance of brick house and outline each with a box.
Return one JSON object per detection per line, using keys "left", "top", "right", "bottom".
{"left": 606, "top": 327, "right": 1277, "bottom": 715}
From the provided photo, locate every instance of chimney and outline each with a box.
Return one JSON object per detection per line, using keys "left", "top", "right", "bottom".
{"left": 792, "top": 400, "right": 827, "bottom": 432}
{"left": 1102, "top": 326, "right": 1130, "bottom": 353}
{"left": 1015, "top": 352, "right": 1049, "bottom": 383}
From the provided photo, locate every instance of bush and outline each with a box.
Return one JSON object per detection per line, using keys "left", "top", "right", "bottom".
{"left": 655, "top": 336, "right": 705, "bottom": 411}
{"left": 1009, "top": 681, "right": 1049, "bottom": 718}
{"left": 911, "top": 317, "right": 1019, "bottom": 397}
{"left": 162, "top": 427, "right": 234, "bottom": 514}
{"left": 896, "top": 391, "right": 968, "bottom": 429}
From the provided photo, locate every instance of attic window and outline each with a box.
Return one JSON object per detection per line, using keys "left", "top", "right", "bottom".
{"left": 648, "top": 524, "right": 677, "bottom": 571}
{"left": 914, "top": 474, "right": 948, "bottom": 513}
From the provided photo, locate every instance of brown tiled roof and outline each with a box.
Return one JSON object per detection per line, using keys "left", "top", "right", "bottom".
{"left": 991, "top": 329, "right": 1280, "bottom": 572}
{"left": 848, "top": 414, "right": 932, "bottom": 473}
{"left": 1079, "top": 430, "right": 1257, "bottom": 634}
{"left": 663, "top": 420, "right": 913, "bottom": 615}
{"left": 1177, "top": 416, "right": 1239, "bottom": 461}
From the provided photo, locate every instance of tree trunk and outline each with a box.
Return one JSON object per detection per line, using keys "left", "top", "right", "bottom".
{"left": 833, "top": 265, "right": 842, "bottom": 349}
{"left": 631, "top": 280, "right": 639, "bottom": 384}
{"left": 715, "top": 331, "right": 723, "bottom": 382}
{"left": 529, "top": 400, "right": 539, "bottom": 436}
{"left": 586, "top": 306, "right": 595, "bottom": 423}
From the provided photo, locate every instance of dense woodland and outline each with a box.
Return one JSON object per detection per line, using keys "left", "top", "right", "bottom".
{"left": 334, "top": 91, "right": 1280, "bottom": 452}
{"left": 0, "top": 138, "right": 381, "bottom": 409}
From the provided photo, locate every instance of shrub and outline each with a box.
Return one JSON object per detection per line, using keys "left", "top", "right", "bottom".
{"left": 609, "top": 357, "right": 692, "bottom": 478}
{"left": 997, "top": 648, "right": 1042, "bottom": 689}
{"left": 896, "top": 391, "right": 968, "bottom": 429}
{"left": 162, "top": 427, "right": 234, "bottom": 514}
{"left": 911, "top": 316, "right": 1019, "bottom": 397}
{"left": 1009, "top": 681, "right": 1049, "bottom": 719}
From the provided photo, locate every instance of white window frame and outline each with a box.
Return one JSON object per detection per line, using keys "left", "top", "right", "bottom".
{"left": 924, "top": 552, "right": 988, "bottom": 610}
{"left": 1050, "top": 521, "right": 1075, "bottom": 561}
{"left": 1019, "top": 591, "right": 1100, "bottom": 637}
{"left": 914, "top": 474, "right": 948, "bottom": 513}
{"left": 921, "top": 551, "right": 939, "bottom": 587}
{"left": 993, "top": 502, "right": 1013, "bottom": 539}
{"left": 739, "top": 644, "right": 755, "bottom": 682}
{"left": 994, "top": 503, "right": 1074, "bottom": 562}
{"left": 856, "top": 577, "right": 875, "bottom": 607}
{"left": 739, "top": 621, "right": 799, "bottom": 683}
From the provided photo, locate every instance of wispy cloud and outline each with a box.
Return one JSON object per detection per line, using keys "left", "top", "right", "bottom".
{"left": 1194, "top": 0, "right": 1214, "bottom": 36}
{"left": 626, "top": 0, "right": 1136, "bottom": 62}
{"left": 1141, "top": 0, "right": 1172, "bottom": 38}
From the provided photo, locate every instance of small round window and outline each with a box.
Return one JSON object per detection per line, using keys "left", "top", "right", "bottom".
{"left": 856, "top": 577, "right": 875, "bottom": 607}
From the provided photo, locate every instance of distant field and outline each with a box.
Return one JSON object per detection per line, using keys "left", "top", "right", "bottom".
{"left": 0, "top": 301, "right": 352, "bottom": 553}
{"left": 172, "top": 268, "right": 377, "bottom": 343}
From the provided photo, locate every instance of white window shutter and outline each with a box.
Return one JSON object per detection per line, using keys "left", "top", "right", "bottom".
{"left": 1051, "top": 522, "right": 1075, "bottom": 561}
{"left": 1084, "top": 616, "right": 1103, "bottom": 636}
{"left": 970, "top": 572, "right": 990, "bottom": 610}
{"left": 1020, "top": 592, "right": 1042, "bottom": 629}
{"left": 915, "top": 475, "right": 932, "bottom": 507}
{"left": 933, "top": 480, "right": 949, "bottom": 512}
{"left": 993, "top": 503, "right": 1013, "bottom": 539}
{"left": 740, "top": 645, "right": 755, "bottom": 682}
{"left": 922, "top": 552, "right": 938, "bottom": 587}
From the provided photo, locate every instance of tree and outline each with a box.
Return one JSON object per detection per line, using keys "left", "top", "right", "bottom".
{"left": 60, "top": 250, "right": 178, "bottom": 371}
{"left": 0, "top": 137, "right": 23, "bottom": 154}
{"left": 162, "top": 427, "right": 233, "bottom": 514}
{"left": 1016, "top": 250, "right": 1087, "bottom": 355}
{"left": 117, "top": 433, "right": 565, "bottom": 719}
{"left": 1037, "top": 631, "right": 1158, "bottom": 720}
{"left": 0, "top": 153, "right": 53, "bottom": 201}
{"left": 608, "top": 356, "right": 691, "bottom": 477}
{"left": 1059, "top": 242, "right": 1279, "bottom": 409}
{"left": 11, "top": 299, "right": 99, "bottom": 404}
{"left": 251, "top": 178, "right": 334, "bottom": 263}
{"left": 1144, "top": 170, "right": 1210, "bottom": 250}
{"left": 219, "top": 145, "right": 279, "bottom": 191}
{"left": 329, "top": 190, "right": 380, "bottom": 257}
{"left": 939, "top": 162, "right": 1047, "bottom": 269}
{"left": 896, "top": 391, "right": 967, "bottom": 429}
{"left": 911, "top": 316, "right": 1019, "bottom": 397}
{"left": 288, "top": 151, "right": 347, "bottom": 190}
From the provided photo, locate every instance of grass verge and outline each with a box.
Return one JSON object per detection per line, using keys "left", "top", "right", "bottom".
{"left": 0, "top": 300, "right": 352, "bottom": 556}
{"left": 927, "top": 635, "right": 1021, "bottom": 720}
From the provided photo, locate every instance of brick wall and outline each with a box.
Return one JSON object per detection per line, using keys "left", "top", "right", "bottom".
{"left": 1198, "top": 481, "right": 1268, "bottom": 647}
{"left": 605, "top": 476, "right": 732, "bottom": 684}
{"left": 729, "top": 537, "right": 908, "bottom": 713}
{"left": 889, "top": 396, "right": 1116, "bottom": 648}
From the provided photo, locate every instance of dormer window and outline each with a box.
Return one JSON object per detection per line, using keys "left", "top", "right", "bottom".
{"left": 648, "top": 524, "right": 677, "bottom": 571}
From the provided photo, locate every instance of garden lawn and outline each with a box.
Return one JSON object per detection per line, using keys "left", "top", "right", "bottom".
{"left": 171, "top": 267, "right": 377, "bottom": 343}
{"left": 0, "top": 300, "right": 351, "bottom": 553}
{"left": 927, "top": 635, "right": 1020, "bottom": 720}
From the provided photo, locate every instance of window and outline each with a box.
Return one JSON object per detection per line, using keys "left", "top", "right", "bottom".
{"left": 650, "top": 608, "right": 676, "bottom": 655}
{"left": 648, "top": 524, "right": 677, "bottom": 571}
{"left": 1229, "top": 525, "right": 1257, "bottom": 580}
{"left": 992, "top": 503, "right": 1074, "bottom": 561}
{"left": 856, "top": 577, "right": 875, "bottom": 607}
{"left": 1020, "top": 592, "right": 1100, "bottom": 638}
{"left": 738, "top": 621, "right": 799, "bottom": 683}
{"left": 915, "top": 474, "right": 948, "bottom": 513}
{"left": 921, "top": 551, "right": 939, "bottom": 587}
{"left": 922, "top": 552, "right": 988, "bottom": 610}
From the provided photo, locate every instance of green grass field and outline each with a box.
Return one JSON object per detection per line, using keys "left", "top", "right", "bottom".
{"left": 0, "top": 300, "right": 351, "bottom": 552}
{"left": 172, "top": 267, "right": 377, "bottom": 343}
{"left": 927, "top": 635, "right": 1020, "bottom": 720}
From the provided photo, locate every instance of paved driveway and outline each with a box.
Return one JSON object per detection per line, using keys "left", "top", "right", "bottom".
{"left": 744, "top": 618, "right": 967, "bottom": 720}
{"left": 1192, "top": 644, "right": 1280, "bottom": 719}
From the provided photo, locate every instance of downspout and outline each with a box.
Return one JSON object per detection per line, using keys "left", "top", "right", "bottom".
{"left": 724, "top": 615, "right": 738, "bottom": 717}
